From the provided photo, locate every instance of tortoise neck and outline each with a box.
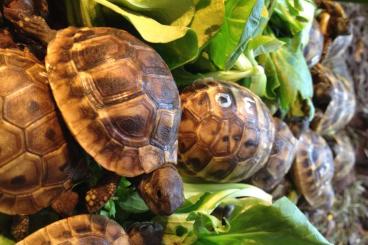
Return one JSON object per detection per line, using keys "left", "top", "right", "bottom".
{"left": 3, "top": 7, "right": 56, "bottom": 44}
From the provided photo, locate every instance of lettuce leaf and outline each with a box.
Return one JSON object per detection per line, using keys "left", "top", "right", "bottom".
{"left": 208, "top": 0, "right": 265, "bottom": 70}
{"left": 195, "top": 198, "right": 331, "bottom": 245}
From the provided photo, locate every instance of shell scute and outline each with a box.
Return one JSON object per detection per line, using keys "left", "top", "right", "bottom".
{"left": 0, "top": 153, "right": 42, "bottom": 194}
{"left": 0, "top": 121, "right": 24, "bottom": 165}
{"left": 3, "top": 84, "right": 54, "bottom": 128}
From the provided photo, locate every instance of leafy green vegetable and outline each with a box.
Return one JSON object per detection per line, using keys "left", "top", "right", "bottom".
{"left": 195, "top": 198, "right": 331, "bottom": 245}
{"left": 160, "top": 183, "right": 330, "bottom": 245}
{"left": 93, "top": 0, "right": 191, "bottom": 43}
{"left": 208, "top": 0, "right": 265, "bottom": 69}
{"left": 100, "top": 177, "right": 148, "bottom": 219}
{"left": 0, "top": 235, "right": 14, "bottom": 245}
{"left": 258, "top": 43, "right": 314, "bottom": 117}
{"left": 109, "top": 0, "right": 194, "bottom": 24}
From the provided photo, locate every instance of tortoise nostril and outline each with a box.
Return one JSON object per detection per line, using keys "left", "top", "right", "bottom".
{"left": 157, "top": 190, "right": 162, "bottom": 199}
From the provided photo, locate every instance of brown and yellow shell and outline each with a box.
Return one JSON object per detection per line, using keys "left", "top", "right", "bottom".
{"left": 251, "top": 118, "right": 298, "bottom": 192}
{"left": 178, "top": 79, "right": 275, "bottom": 182}
{"left": 292, "top": 130, "right": 335, "bottom": 209}
{"left": 0, "top": 49, "right": 71, "bottom": 215}
{"left": 16, "top": 214, "right": 130, "bottom": 245}
{"left": 311, "top": 64, "right": 356, "bottom": 136}
{"left": 326, "top": 131, "right": 355, "bottom": 185}
{"left": 45, "top": 27, "right": 181, "bottom": 177}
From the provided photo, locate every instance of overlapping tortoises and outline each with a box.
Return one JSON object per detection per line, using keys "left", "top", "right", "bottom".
{"left": 3, "top": 8, "right": 184, "bottom": 218}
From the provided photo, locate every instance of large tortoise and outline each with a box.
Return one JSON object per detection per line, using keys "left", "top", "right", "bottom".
{"left": 250, "top": 117, "right": 298, "bottom": 192}
{"left": 0, "top": 32, "right": 72, "bottom": 216}
{"left": 16, "top": 215, "right": 131, "bottom": 245}
{"left": 4, "top": 11, "right": 184, "bottom": 215}
{"left": 292, "top": 130, "right": 335, "bottom": 209}
{"left": 178, "top": 79, "right": 275, "bottom": 182}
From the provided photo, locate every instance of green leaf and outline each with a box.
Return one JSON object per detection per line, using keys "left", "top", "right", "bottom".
{"left": 208, "top": 0, "right": 265, "bottom": 70}
{"left": 153, "top": 30, "right": 199, "bottom": 69}
{"left": 246, "top": 35, "right": 285, "bottom": 57}
{"left": 190, "top": 0, "right": 225, "bottom": 48}
{"left": 109, "top": 0, "right": 194, "bottom": 24}
{"left": 258, "top": 43, "right": 313, "bottom": 115}
{"left": 0, "top": 236, "right": 14, "bottom": 245}
{"left": 196, "top": 197, "right": 332, "bottom": 245}
{"left": 92, "top": 0, "right": 191, "bottom": 43}
{"left": 119, "top": 191, "right": 149, "bottom": 213}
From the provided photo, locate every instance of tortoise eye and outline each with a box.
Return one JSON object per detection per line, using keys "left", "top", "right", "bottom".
{"left": 215, "top": 93, "right": 232, "bottom": 108}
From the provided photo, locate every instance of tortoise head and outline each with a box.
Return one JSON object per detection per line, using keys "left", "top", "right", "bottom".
{"left": 128, "top": 222, "right": 164, "bottom": 245}
{"left": 138, "top": 164, "right": 184, "bottom": 215}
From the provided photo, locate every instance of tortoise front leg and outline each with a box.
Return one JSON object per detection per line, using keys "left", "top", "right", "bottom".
{"left": 137, "top": 164, "right": 184, "bottom": 216}
{"left": 11, "top": 215, "right": 29, "bottom": 241}
{"left": 51, "top": 190, "right": 79, "bottom": 217}
{"left": 85, "top": 172, "right": 121, "bottom": 213}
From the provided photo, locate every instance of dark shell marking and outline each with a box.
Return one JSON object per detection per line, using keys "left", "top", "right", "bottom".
{"left": 251, "top": 118, "right": 298, "bottom": 191}
{"left": 46, "top": 27, "right": 180, "bottom": 177}
{"left": 292, "top": 130, "right": 335, "bottom": 208}
{"left": 178, "top": 79, "right": 275, "bottom": 182}
{"left": 311, "top": 64, "right": 355, "bottom": 136}
{"left": 16, "top": 215, "right": 130, "bottom": 245}
{"left": 0, "top": 49, "right": 71, "bottom": 215}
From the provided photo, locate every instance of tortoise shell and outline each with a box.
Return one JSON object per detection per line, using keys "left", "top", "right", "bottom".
{"left": 17, "top": 214, "right": 130, "bottom": 245}
{"left": 326, "top": 131, "right": 355, "bottom": 185}
{"left": 178, "top": 79, "right": 275, "bottom": 182}
{"left": 250, "top": 118, "right": 297, "bottom": 192}
{"left": 292, "top": 130, "right": 335, "bottom": 209}
{"left": 45, "top": 27, "right": 180, "bottom": 177}
{"left": 304, "top": 20, "right": 324, "bottom": 68}
{"left": 0, "top": 49, "right": 71, "bottom": 215}
{"left": 311, "top": 64, "right": 356, "bottom": 136}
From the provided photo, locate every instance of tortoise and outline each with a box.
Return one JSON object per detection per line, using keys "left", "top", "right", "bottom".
{"left": 325, "top": 131, "right": 355, "bottom": 187}
{"left": 178, "top": 79, "right": 275, "bottom": 183}
{"left": 4, "top": 11, "right": 184, "bottom": 215}
{"left": 310, "top": 64, "right": 356, "bottom": 136}
{"left": 16, "top": 214, "right": 131, "bottom": 245}
{"left": 0, "top": 29, "right": 79, "bottom": 240}
{"left": 303, "top": 20, "right": 324, "bottom": 68}
{"left": 292, "top": 129, "right": 335, "bottom": 209}
{"left": 316, "top": 0, "right": 352, "bottom": 62}
{"left": 250, "top": 117, "right": 298, "bottom": 192}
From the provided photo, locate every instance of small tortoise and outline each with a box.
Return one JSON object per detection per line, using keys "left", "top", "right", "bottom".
{"left": 4, "top": 12, "right": 184, "bottom": 215}
{"left": 311, "top": 64, "right": 356, "bottom": 136}
{"left": 304, "top": 20, "right": 324, "bottom": 68}
{"left": 326, "top": 131, "right": 355, "bottom": 186}
{"left": 292, "top": 130, "right": 335, "bottom": 209}
{"left": 0, "top": 36, "right": 72, "bottom": 217}
{"left": 178, "top": 79, "right": 275, "bottom": 182}
{"left": 250, "top": 117, "right": 298, "bottom": 192}
{"left": 316, "top": 0, "right": 352, "bottom": 62}
{"left": 16, "top": 214, "right": 131, "bottom": 245}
